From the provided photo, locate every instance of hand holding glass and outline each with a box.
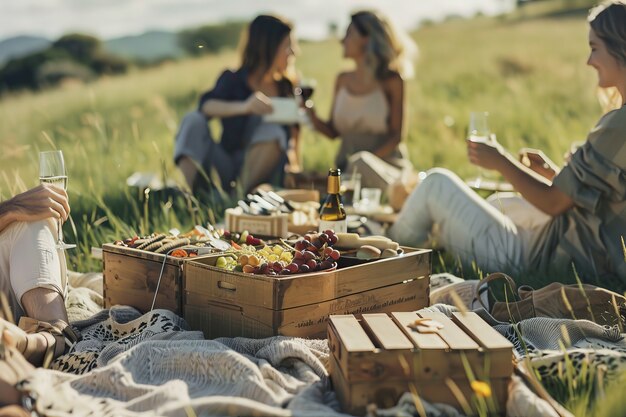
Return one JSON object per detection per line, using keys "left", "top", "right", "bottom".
{"left": 39, "top": 150, "right": 75, "bottom": 250}
{"left": 467, "top": 111, "right": 492, "bottom": 187}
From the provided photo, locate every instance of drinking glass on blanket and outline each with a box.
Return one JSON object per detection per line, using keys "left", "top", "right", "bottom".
{"left": 39, "top": 150, "right": 76, "bottom": 250}
{"left": 467, "top": 111, "right": 492, "bottom": 188}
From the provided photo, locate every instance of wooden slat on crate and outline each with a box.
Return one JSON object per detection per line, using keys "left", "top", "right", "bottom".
{"left": 362, "top": 314, "right": 413, "bottom": 350}
{"left": 186, "top": 277, "right": 428, "bottom": 339}
{"left": 451, "top": 312, "right": 512, "bottom": 351}
{"left": 329, "top": 316, "right": 376, "bottom": 352}
{"left": 392, "top": 311, "right": 448, "bottom": 350}
{"left": 417, "top": 311, "right": 479, "bottom": 350}
{"left": 452, "top": 312, "right": 514, "bottom": 377}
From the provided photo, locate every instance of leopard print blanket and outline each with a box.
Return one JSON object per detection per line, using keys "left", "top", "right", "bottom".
{"left": 431, "top": 304, "right": 626, "bottom": 387}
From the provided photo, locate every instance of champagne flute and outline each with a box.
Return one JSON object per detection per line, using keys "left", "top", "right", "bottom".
{"left": 467, "top": 111, "right": 492, "bottom": 188}
{"left": 39, "top": 150, "right": 76, "bottom": 250}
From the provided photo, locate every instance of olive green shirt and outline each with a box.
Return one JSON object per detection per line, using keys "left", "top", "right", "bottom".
{"left": 532, "top": 106, "right": 626, "bottom": 281}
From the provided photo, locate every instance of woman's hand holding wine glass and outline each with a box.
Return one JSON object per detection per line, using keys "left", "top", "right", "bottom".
{"left": 466, "top": 111, "right": 506, "bottom": 183}
{"left": 39, "top": 150, "right": 75, "bottom": 250}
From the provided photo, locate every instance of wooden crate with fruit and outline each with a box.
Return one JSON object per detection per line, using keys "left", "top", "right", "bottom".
{"left": 183, "top": 231, "right": 432, "bottom": 339}
{"left": 327, "top": 311, "right": 514, "bottom": 416}
{"left": 102, "top": 230, "right": 261, "bottom": 315}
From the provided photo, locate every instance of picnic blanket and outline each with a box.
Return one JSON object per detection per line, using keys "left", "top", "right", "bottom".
{"left": 17, "top": 272, "right": 624, "bottom": 417}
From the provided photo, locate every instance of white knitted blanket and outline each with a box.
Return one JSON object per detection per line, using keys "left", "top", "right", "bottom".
{"left": 24, "top": 307, "right": 349, "bottom": 417}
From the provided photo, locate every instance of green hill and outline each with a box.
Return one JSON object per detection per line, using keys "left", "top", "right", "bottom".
{"left": 0, "top": 35, "right": 51, "bottom": 65}
{"left": 104, "top": 30, "right": 183, "bottom": 61}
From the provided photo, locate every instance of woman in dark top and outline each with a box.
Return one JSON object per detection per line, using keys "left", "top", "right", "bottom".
{"left": 174, "top": 14, "right": 300, "bottom": 194}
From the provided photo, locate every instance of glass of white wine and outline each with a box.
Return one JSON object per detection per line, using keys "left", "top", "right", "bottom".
{"left": 467, "top": 111, "right": 492, "bottom": 188}
{"left": 39, "top": 150, "right": 76, "bottom": 250}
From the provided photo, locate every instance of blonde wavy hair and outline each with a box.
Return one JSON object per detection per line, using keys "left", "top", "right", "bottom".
{"left": 350, "top": 10, "right": 417, "bottom": 80}
{"left": 588, "top": 1, "right": 626, "bottom": 110}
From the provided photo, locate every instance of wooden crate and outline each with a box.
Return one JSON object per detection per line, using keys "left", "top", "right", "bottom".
{"left": 225, "top": 208, "right": 289, "bottom": 238}
{"left": 102, "top": 243, "right": 215, "bottom": 315}
{"left": 327, "top": 311, "right": 513, "bottom": 416}
{"left": 184, "top": 247, "right": 431, "bottom": 339}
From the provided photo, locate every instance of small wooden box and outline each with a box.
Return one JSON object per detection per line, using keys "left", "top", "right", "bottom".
{"left": 102, "top": 244, "right": 214, "bottom": 315}
{"left": 225, "top": 208, "right": 289, "bottom": 238}
{"left": 184, "top": 248, "right": 431, "bottom": 339}
{"left": 328, "top": 311, "right": 514, "bottom": 415}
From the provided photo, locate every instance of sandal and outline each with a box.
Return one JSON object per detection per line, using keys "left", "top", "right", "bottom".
{"left": 16, "top": 317, "right": 81, "bottom": 367}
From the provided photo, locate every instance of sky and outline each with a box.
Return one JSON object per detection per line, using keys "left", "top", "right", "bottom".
{"left": 0, "top": 0, "right": 516, "bottom": 42}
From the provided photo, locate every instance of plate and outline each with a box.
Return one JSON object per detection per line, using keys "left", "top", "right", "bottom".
{"left": 263, "top": 97, "right": 302, "bottom": 124}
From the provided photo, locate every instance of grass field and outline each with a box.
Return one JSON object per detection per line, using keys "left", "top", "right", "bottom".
{"left": 0, "top": 1, "right": 604, "bottom": 271}
{"left": 1, "top": 0, "right": 625, "bottom": 414}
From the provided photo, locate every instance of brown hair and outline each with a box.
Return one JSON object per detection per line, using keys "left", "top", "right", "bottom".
{"left": 589, "top": 1, "right": 626, "bottom": 66}
{"left": 589, "top": 1, "right": 626, "bottom": 109}
{"left": 350, "top": 10, "right": 416, "bottom": 80}
{"left": 240, "top": 15, "right": 293, "bottom": 76}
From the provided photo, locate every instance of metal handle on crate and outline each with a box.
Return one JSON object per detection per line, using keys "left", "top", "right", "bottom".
{"left": 217, "top": 281, "right": 237, "bottom": 292}
{"left": 150, "top": 249, "right": 176, "bottom": 311}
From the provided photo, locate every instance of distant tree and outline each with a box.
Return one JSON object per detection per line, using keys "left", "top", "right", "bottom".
{"left": 90, "top": 51, "right": 129, "bottom": 75}
{"left": 0, "top": 48, "right": 70, "bottom": 91}
{"left": 0, "top": 32, "right": 128, "bottom": 93}
{"left": 178, "top": 21, "right": 246, "bottom": 56}
{"left": 52, "top": 33, "right": 101, "bottom": 64}
{"left": 36, "top": 59, "right": 94, "bottom": 87}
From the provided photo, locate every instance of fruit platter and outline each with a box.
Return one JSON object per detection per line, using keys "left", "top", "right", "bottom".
{"left": 214, "top": 229, "right": 341, "bottom": 276}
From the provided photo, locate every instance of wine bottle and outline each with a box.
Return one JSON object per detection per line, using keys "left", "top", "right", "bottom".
{"left": 319, "top": 168, "right": 347, "bottom": 233}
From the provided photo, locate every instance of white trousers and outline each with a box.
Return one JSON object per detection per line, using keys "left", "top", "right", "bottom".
{"left": 388, "top": 168, "right": 547, "bottom": 274}
{"left": 0, "top": 219, "right": 66, "bottom": 319}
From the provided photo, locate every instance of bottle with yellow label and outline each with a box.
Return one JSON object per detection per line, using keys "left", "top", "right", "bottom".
{"left": 319, "top": 168, "right": 347, "bottom": 233}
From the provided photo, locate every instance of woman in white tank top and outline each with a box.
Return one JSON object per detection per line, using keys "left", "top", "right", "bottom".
{"left": 306, "top": 10, "right": 417, "bottom": 189}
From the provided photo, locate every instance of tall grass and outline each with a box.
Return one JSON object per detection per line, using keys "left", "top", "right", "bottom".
{"left": 0, "top": 2, "right": 604, "bottom": 277}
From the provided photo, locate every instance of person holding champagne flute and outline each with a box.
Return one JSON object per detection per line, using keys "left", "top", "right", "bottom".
{"left": 390, "top": 1, "right": 626, "bottom": 283}
{"left": 305, "top": 10, "right": 417, "bottom": 191}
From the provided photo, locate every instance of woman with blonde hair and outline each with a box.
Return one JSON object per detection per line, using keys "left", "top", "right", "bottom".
{"left": 306, "top": 10, "right": 417, "bottom": 190}
{"left": 174, "top": 14, "right": 300, "bottom": 195}
{"left": 390, "top": 0, "right": 626, "bottom": 282}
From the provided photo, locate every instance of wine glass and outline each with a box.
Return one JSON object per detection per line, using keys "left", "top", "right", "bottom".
{"left": 295, "top": 77, "right": 316, "bottom": 108}
{"left": 39, "top": 150, "right": 76, "bottom": 250}
{"left": 467, "top": 111, "right": 492, "bottom": 188}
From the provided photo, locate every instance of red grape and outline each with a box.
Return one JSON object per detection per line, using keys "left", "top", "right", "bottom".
{"left": 320, "top": 260, "right": 334, "bottom": 270}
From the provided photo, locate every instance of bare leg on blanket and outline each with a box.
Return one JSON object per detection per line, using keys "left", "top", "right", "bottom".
{"left": 22, "top": 288, "right": 68, "bottom": 324}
